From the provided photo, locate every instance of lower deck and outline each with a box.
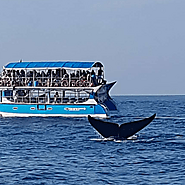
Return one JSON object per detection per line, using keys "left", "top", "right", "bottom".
{"left": 0, "top": 82, "right": 116, "bottom": 117}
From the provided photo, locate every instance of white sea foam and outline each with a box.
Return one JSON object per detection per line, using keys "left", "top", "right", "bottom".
{"left": 156, "top": 117, "right": 185, "bottom": 119}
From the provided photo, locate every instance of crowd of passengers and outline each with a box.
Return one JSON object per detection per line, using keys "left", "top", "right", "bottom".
{"left": 0, "top": 67, "right": 105, "bottom": 87}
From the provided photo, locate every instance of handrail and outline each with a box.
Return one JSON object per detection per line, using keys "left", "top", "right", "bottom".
{"left": 0, "top": 75, "right": 104, "bottom": 88}
{"left": 0, "top": 76, "right": 95, "bottom": 87}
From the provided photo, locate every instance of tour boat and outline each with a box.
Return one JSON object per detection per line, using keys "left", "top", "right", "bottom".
{"left": 0, "top": 60, "right": 117, "bottom": 117}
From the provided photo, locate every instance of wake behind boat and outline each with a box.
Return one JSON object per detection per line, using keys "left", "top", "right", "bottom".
{"left": 88, "top": 114, "right": 156, "bottom": 139}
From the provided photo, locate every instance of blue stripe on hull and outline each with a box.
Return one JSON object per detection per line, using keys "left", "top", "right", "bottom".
{"left": 0, "top": 103, "right": 107, "bottom": 117}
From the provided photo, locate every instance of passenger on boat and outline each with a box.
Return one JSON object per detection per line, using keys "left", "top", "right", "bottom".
{"left": 46, "top": 69, "right": 51, "bottom": 77}
{"left": 54, "top": 92, "right": 59, "bottom": 103}
{"left": 76, "top": 71, "right": 80, "bottom": 78}
{"left": 14, "top": 91, "right": 18, "bottom": 103}
{"left": 91, "top": 70, "right": 98, "bottom": 86}
{"left": 86, "top": 71, "right": 91, "bottom": 81}
{"left": 61, "top": 68, "right": 67, "bottom": 77}
{"left": 20, "top": 70, "right": 25, "bottom": 77}
{"left": 97, "top": 67, "right": 103, "bottom": 84}
{"left": 47, "top": 78, "right": 50, "bottom": 87}
{"left": 14, "top": 90, "right": 24, "bottom": 102}
{"left": 24, "top": 90, "right": 29, "bottom": 103}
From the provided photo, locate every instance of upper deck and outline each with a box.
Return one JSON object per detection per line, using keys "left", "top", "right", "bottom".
{"left": 0, "top": 60, "right": 105, "bottom": 90}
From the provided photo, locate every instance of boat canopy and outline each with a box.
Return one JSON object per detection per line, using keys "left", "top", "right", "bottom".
{"left": 4, "top": 61, "right": 103, "bottom": 70}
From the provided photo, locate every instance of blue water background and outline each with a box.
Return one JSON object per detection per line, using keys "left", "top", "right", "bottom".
{"left": 0, "top": 95, "right": 185, "bottom": 184}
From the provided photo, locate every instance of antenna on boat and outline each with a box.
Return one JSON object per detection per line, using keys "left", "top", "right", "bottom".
{"left": 19, "top": 59, "right": 22, "bottom": 63}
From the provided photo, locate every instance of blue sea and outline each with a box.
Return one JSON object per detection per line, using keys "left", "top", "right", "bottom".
{"left": 0, "top": 95, "right": 185, "bottom": 185}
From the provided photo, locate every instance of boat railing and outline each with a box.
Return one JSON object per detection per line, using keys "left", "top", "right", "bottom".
{"left": 0, "top": 76, "right": 105, "bottom": 88}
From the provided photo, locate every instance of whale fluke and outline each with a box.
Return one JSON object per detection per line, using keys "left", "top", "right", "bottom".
{"left": 88, "top": 114, "right": 156, "bottom": 139}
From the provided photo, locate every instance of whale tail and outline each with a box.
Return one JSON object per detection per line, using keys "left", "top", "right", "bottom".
{"left": 88, "top": 114, "right": 156, "bottom": 139}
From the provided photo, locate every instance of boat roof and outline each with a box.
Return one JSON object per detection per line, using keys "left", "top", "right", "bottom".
{"left": 4, "top": 61, "right": 103, "bottom": 70}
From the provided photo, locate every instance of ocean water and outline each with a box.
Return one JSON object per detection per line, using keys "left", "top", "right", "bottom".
{"left": 0, "top": 95, "right": 185, "bottom": 185}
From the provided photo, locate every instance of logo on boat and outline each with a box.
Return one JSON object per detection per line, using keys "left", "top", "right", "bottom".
{"left": 65, "top": 107, "right": 86, "bottom": 111}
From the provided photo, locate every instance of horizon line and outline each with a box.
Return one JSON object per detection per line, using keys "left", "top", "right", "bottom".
{"left": 111, "top": 94, "right": 185, "bottom": 96}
